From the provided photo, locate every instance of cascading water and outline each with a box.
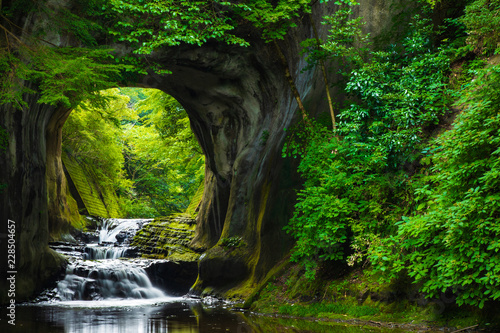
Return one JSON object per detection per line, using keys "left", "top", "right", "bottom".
{"left": 17, "top": 217, "right": 313, "bottom": 332}
{"left": 98, "top": 218, "right": 142, "bottom": 243}
{"left": 57, "top": 260, "right": 165, "bottom": 301}
{"left": 48, "top": 218, "right": 168, "bottom": 302}
{"left": 83, "top": 245, "right": 129, "bottom": 260}
{"left": 81, "top": 218, "right": 146, "bottom": 260}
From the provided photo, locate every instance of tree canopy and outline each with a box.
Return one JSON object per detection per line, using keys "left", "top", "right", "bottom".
{"left": 62, "top": 88, "right": 204, "bottom": 218}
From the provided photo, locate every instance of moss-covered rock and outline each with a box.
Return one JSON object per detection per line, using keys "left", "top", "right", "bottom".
{"left": 131, "top": 215, "right": 202, "bottom": 262}
{"left": 250, "top": 263, "right": 500, "bottom": 331}
{"left": 0, "top": 0, "right": 415, "bottom": 303}
{"left": 62, "top": 152, "right": 123, "bottom": 219}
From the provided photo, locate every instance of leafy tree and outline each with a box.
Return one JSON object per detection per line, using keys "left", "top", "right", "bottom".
{"left": 303, "top": 0, "right": 370, "bottom": 130}
{"left": 288, "top": 0, "right": 500, "bottom": 310}
{"left": 284, "top": 14, "right": 453, "bottom": 278}
{"left": 63, "top": 88, "right": 134, "bottom": 193}
{"left": 104, "top": 0, "right": 319, "bottom": 124}
{"left": 460, "top": 0, "right": 500, "bottom": 55}
{"left": 121, "top": 89, "right": 204, "bottom": 217}
{"left": 63, "top": 88, "right": 204, "bottom": 218}
{"left": 372, "top": 63, "right": 500, "bottom": 309}
{"left": 105, "top": 0, "right": 313, "bottom": 53}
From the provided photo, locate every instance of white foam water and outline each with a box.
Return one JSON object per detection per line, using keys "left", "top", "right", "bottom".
{"left": 57, "top": 260, "right": 165, "bottom": 301}
{"left": 83, "top": 245, "right": 128, "bottom": 260}
{"left": 98, "top": 218, "right": 152, "bottom": 243}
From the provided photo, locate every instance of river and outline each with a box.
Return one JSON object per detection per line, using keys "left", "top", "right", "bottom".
{"left": 1, "top": 218, "right": 407, "bottom": 333}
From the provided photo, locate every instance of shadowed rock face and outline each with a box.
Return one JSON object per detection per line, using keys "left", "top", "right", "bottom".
{"left": 134, "top": 36, "right": 310, "bottom": 297}
{"left": 0, "top": 0, "right": 405, "bottom": 302}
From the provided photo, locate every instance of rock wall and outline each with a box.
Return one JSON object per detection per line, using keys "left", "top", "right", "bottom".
{"left": 62, "top": 152, "right": 123, "bottom": 218}
{"left": 131, "top": 216, "right": 201, "bottom": 262}
{"left": 0, "top": 92, "right": 67, "bottom": 302}
{"left": 0, "top": 0, "right": 76, "bottom": 301}
{"left": 143, "top": 0, "right": 408, "bottom": 299}
{"left": 0, "top": 0, "right": 407, "bottom": 302}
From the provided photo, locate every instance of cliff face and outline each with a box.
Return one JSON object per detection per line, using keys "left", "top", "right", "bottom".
{"left": 0, "top": 92, "right": 67, "bottom": 302}
{"left": 0, "top": 0, "right": 405, "bottom": 301}
{"left": 150, "top": 40, "right": 307, "bottom": 297}
{"left": 143, "top": 0, "right": 407, "bottom": 298}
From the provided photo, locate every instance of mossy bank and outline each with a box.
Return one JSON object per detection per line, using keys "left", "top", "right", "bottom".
{"left": 248, "top": 263, "right": 500, "bottom": 332}
{"left": 131, "top": 215, "right": 202, "bottom": 262}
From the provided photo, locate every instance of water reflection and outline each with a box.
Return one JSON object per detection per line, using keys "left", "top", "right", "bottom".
{"left": 5, "top": 300, "right": 251, "bottom": 333}
{"left": 3, "top": 300, "right": 403, "bottom": 333}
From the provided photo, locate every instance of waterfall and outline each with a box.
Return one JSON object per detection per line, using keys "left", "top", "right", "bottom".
{"left": 57, "top": 261, "right": 165, "bottom": 301}
{"left": 98, "top": 218, "right": 146, "bottom": 243}
{"left": 48, "top": 218, "right": 168, "bottom": 302}
{"left": 83, "top": 245, "right": 129, "bottom": 260}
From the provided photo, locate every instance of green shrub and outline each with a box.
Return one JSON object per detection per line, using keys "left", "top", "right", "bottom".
{"left": 284, "top": 15, "right": 452, "bottom": 278}
{"left": 372, "top": 64, "right": 500, "bottom": 309}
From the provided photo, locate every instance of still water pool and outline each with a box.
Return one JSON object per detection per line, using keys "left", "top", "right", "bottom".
{"left": 1, "top": 219, "right": 410, "bottom": 333}
{"left": 1, "top": 298, "right": 409, "bottom": 333}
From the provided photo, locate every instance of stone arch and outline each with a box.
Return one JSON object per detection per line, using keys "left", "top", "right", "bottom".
{"left": 0, "top": 0, "right": 406, "bottom": 301}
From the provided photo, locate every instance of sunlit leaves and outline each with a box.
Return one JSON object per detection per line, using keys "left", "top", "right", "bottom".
{"left": 63, "top": 88, "right": 204, "bottom": 218}
{"left": 121, "top": 89, "right": 204, "bottom": 216}
{"left": 104, "top": 0, "right": 313, "bottom": 53}
{"left": 63, "top": 88, "right": 134, "bottom": 192}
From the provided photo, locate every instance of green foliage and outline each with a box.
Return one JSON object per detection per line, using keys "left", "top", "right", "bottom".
{"left": 58, "top": 8, "right": 102, "bottom": 47}
{"left": 372, "top": 63, "right": 500, "bottom": 309}
{"left": 106, "top": 0, "right": 245, "bottom": 52}
{"left": 63, "top": 88, "right": 134, "bottom": 193}
{"left": 301, "top": 0, "right": 369, "bottom": 74}
{"left": 63, "top": 88, "right": 204, "bottom": 218}
{"left": 285, "top": 0, "right": 500, "bottom": 312}
{"left": 418, "top": 0, "right": 442, "bottom": 7}
{"left": 278, "top": 302, "right": 379, "bottom": 318}
{"left": 220, "top": 236, "right": 244, "bottom": 248}
{"left": 1, "top": 1, "right": 128, "bottom": 110}
{"left": 1, "top": 0, "right": 37, "bottom": 18}
{"left": 235, "top": 0, "right": 311, "bottom": 43}
{"left": 0, "top": 44, "right": 126, "bottom": 109}
{"left": 284, "top": 15, "right": 453, "bottom": 278}
{"left": 461, "top": 0, "right": 500, "bottom": 55}
{"left": 342, "top": 16, "right": 452, "bottom": 167}
{"left": 104, "top": 0, "right": 313, "bottom": 53}
{"left": 121, "top": 88, "right": 205, "bottom": 217}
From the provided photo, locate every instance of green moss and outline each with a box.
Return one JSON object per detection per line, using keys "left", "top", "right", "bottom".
{"left": 247, "top": 315, "right": 403, "bottom": 333}
{"left": 185, "top": 182, "right": 204, "bottom": 217}
{"left": 62, "top": 152, "right": 123, "bottom": 218}
{"left": 219, "top": 236, "right": 244, "bottom": 248}
{"left": 131, "top": 215, "right": 200, "bottom": 262}
{"left": 278, "top": 302, "right": 379, "bottom": 318}
{"left": 250, "top": 264, "right": 500, "bottom": 331}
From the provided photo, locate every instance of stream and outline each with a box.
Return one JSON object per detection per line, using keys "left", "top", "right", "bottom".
{"left": 2, "top": 219, "right": 408, "bottom": 333}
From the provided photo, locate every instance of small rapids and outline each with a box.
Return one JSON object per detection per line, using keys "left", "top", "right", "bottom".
{"left": 57, "top": 260, "right": 165, "bottom": 301}
{"left": 98, "top": 218, "right": 144, "bottom": 244}
{"left": 41, "top": 218, "right": 172, "bottom": 303}
{"left": 83, "top": 244, "right": 131, "bottom": 260}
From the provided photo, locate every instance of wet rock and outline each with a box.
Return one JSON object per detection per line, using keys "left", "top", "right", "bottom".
{"left": 1, "top": 0, "right": 410, "bottom": 302}
{"left": 72, "top": 230, "right": 99, "bottom": 244}
{"left": 131, "top": 216, "right": 201, "bottom": 262}
{"left": 145, "top": 260, "right": 198, "bottom": 296}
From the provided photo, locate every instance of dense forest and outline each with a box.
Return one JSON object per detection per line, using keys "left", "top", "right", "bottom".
{"left": 62, "top": 87, "right": 204, "bottom": 217}
{"left": 1, "top": 0, "right": 500, "bottom": 324}
{"left": 283, "top": 0, "right": 500, "bottom": 310}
